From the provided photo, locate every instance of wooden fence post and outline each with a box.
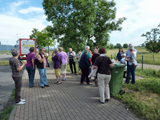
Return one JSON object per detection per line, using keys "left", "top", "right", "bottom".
{"left": 142, "top": 55, "right": 143, "bottom": 71}
{"left": 153, "top": 55, "right": 155, "bottom": 62}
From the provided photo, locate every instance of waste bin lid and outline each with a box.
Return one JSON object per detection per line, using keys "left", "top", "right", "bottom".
{"left": 111, "top": 63, "right": 126, "bottom": 68}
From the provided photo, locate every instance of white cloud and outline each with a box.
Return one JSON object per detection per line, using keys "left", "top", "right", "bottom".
{"left": 110, "top": 0, "right": 160, "bottom": 46}
{"left": 13, "top": 1, "right": 28, "bottom": 7}
{"left": 18, "top": 7, "right": 44, "bottom": 14}
{"left": 6, "top": 1, "right": 29, "bottom": 15}
{"left": 0, "top": 14, "right": 47, "bottom": 45}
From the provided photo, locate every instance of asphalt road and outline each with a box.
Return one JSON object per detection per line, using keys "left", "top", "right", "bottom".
{"left": 0, "top": 54, "right": 14, "bottom": 112}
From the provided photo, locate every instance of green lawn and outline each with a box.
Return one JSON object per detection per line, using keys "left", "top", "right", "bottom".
{"left": 0, "top": 51, "right": 11, "bottom": 55}
{"left": 0, "top": 61, "right": 9, "bottom": 66}
{"left": 115, "top": 68, "right": 160, "bottom": 120}
{"left": 106, "top": 47, "right": 160, "bottom": 65}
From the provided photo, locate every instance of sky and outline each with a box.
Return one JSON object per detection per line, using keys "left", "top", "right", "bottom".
{"left": 0, "top": 0, "right": 160, "bottom": 46}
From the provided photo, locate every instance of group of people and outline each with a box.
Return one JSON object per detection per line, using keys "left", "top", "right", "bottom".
{"left": 9, "top": 43, "right": 137, "bottom": 105}
{"left": 116, "top": 44, "right": 137, "bottom": 84}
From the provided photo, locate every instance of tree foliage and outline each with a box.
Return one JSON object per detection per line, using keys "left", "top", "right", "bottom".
{"left": 141, "top": 24, "right": 160, "bottom": 53}
{"left": 43, "top": 0, "right": 126, "bottom": 52}
{"left": 107, "top": 43, "right": 114, "bottom": 49}
{"left": 114, "top": 43, "right": 122, "bottom": 48}
{"left": 29, "top": 28, "right": 54, "bottom": 48}
{"left": 123, "top": 43, "right": 128, "bottom": 48}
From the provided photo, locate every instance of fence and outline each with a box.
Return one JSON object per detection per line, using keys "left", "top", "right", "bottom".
{"left": 110, "top": 53, "right": 160, "bottom": 71}
{"left": 0, "top": 45, "right": 14, "bottom": 51}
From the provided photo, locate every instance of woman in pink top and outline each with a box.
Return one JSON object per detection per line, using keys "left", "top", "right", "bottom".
{"left": 26, "top": 47, "right": 36, "bottom": 88}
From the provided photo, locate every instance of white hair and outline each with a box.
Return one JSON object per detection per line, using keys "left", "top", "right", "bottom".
{"left": 85, "top": 46, "right": 90, "bottom": 50}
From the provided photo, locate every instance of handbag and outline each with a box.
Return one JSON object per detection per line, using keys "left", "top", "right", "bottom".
{"left": 46, "top": 59, "right": 50, "bottom": 67}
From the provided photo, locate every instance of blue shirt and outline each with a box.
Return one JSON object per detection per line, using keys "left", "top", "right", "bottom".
{"left": 116, "top": 51, "right": 125, "bottom": 61}
{"left": 129, "top": 52, "right": 137, "bottom": 65}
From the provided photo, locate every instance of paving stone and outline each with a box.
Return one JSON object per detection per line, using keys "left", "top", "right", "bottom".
{"left": 13, "top": 66, "right": 140, "bottom": 120}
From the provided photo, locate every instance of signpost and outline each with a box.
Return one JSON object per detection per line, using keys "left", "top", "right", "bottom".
{"left": 19, "top": 38, "right": 36, "bottom": 60}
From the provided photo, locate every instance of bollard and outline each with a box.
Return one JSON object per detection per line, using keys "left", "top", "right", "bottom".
{"left": 142, "top": 55, "right": 143, "bottom": 71}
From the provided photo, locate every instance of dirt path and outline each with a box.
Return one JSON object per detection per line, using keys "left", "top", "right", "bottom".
{"left": 137, "top": 63, "right": 160, "bottom": 71}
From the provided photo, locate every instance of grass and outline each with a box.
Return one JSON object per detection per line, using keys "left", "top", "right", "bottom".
{"left": 106, "top": 47, "right": 160, "bottom": 65}
{"left": 0, "top": 89, "right": 15, "bottom": 120}
{"left": 10, "top": 89, "right": 15, "bottom": 102}
{"left": 0, "top": 106, "right": 14, "bottom": 120}
{"left": 0, "top": 61, "right": 9, "bottom": 66}
{"left": 0, "top": 51, "right": 11, "bottom": 54}
{"left": 115, "top": 69, "right": 160, "bottom": 120}
{"left": 136, "top": 68, "right": 160, "bottom": 78}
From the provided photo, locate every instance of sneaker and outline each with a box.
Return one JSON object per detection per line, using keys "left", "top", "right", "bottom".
{"left": 93, "top": 84, "right": 98, "bottom": 87}
{"left": 16, "top": 101, "right": 25, "bottom": 105}
{"left": 62, "top": 78, "right": 66, "bottom": 81}
{"left": 21, "top": 99, "right": 26, "bottom": 102}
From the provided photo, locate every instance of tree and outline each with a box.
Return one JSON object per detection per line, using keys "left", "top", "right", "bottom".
{"left": 114, "top": 43, "right": 122, "bottom": 48}
{"left": 107, "top": 43, "right": 114, "bottom": 49}
{"left": 123, "top": 43, "right": 128, "bottom": 48}
{"left": 29, "top": 28, "right": 54, "bottom": 49}
{"left": 43, "top": 0, "right": 126, "bottom": 52}
{"left": 141, "top": 24, "right": 160, "bottom": 53}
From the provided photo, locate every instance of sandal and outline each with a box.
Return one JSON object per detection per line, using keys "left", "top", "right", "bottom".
{"left": 57, "top": 82, "right": 62, "bottom": 85}
{"left": 54, "top": 81, "right": 58, "bottom": 84}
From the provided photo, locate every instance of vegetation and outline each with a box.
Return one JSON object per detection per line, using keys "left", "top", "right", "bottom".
{"left": 29, "top": 28, "right": 54, "bottom": 48}
{"left": 0, "top": 89, "right": 15, "bottom": 120}
{"left": 106, "top": 47, "right": 160, "bottom": 65}
{"left": 43, "top": 0, "right": 126, "bottom": 52}
{"left": 115, "top": 69, "right": 160, "bottom": 120}
{"left": 123, "top": 43, "right": 128, "bottom": 48}
{"left": 141, "top": 24, "right": 160, "bottom": 53}
{"left": 0, "top": 51, "right": 11, "bottom": 54}
{"left": 0, "top": 61, "right": 9, "bottom": 66}
{"left": 114, "top": 43, "right": 122, "bottom": 48}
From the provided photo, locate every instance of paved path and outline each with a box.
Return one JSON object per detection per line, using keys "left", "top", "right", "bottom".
{"left": 137, "top": 63, "right": 160, "bottom": 70}
{"left": 12, "top": 67, "right": 139, "bottom": 120}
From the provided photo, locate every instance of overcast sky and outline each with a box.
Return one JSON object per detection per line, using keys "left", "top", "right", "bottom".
{"left": 0, "top": 0, "right": 160, "bottom": 46}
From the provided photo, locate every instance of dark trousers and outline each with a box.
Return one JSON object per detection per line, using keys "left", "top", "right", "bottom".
{"left": 26, "top": 67, "right": 35, "bottom": 87}
{"left": 81, "top": 68, "right": 90, "bottom": 84}
{"left": 126, "top": 65, "right": 137, "bottom": 84}
{"left": 12, "top": 76, "right": 22, "bottom": 103}
{"left": 69, "top": 59, "right": 77, "bottom": 73}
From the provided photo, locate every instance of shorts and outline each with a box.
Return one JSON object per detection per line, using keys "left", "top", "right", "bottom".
{"left": 55, "top": 69, "right": 60, "bottom": 76}
{"left": 60, "top": 63, "right": 67, "bottom": 74}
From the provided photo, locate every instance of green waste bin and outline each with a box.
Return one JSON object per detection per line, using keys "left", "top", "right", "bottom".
{"left": 109, "top": 63, "right": 126, "bottom": 96}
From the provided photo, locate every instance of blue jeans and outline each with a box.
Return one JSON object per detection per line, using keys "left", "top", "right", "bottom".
{"left": 26, "top": 67, "right": 35, "bottom": 87}
{"left": 125, "top": 65, "right": 137, "bottom": 84}
{"left": 38, "top": 68, "right": 48, "bottom": 86}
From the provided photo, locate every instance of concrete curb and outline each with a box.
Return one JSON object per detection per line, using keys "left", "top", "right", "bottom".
{"left": 9, "top": 105, "right": 16, "bottom": 120}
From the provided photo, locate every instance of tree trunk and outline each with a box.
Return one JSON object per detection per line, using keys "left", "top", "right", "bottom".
{"left": 48, "top": 46, "right": 49, "bottom": 55}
